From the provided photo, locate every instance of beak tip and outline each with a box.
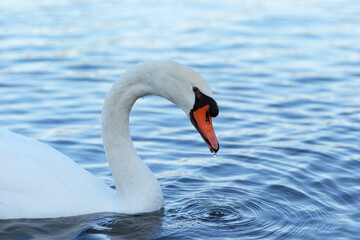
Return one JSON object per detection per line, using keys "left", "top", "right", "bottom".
{"left": 210, "top": 142, "right": 219, "bottom": 153}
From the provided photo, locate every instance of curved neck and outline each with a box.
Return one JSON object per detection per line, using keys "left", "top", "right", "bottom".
{"left": 101, "top": 71, "right": 152, "bottom": 163}
{"left": 101, "top": 68, "right": 162, "bottom": 212}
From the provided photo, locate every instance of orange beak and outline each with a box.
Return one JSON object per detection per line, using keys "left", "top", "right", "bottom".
{"left": 190, "top": 105, "right": 219, "bottom": 153}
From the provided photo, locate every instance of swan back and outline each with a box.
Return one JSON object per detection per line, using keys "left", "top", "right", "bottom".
{"left": 0, "top": 130, "right": 115, "bottom": 219}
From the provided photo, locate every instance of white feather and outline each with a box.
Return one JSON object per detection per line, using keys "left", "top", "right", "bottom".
{"left": 0, "top": 59, "right": 214, "bottom": 219}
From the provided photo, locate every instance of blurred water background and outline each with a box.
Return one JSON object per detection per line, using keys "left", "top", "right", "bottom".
{"left": 1, "top": 0, "right": 360, "bottom": 239}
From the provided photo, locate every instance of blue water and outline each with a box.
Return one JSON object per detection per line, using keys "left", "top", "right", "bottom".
{"left": 1, "top": 0, "right": 360, "bottom": 239}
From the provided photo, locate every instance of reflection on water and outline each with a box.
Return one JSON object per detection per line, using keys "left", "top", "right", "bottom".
{"left": 1, "top": 0, "right": 360, "bottom": 239}
{"left": 0, "top": 211, "right": 164, "bottom": 239}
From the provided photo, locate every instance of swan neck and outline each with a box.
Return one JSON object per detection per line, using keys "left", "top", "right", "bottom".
{"left": 101, "top": 74, "right": 151, "bottom": 182}
{"left": 101, "top": 68, "right": 163, "bottom": 212}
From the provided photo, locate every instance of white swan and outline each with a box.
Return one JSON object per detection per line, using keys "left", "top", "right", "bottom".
{"left": 0, "top": 60, "right": 219, "bottom": 219}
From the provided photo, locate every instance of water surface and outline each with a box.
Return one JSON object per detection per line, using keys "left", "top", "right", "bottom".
{"left": 1, "top": 0, "right": 360, "bottom": 239}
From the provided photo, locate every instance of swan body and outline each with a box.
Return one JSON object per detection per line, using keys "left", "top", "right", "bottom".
{"left": 0, "top": 59, "right": 219, "bottom": 219}
{"left": 0, "top": 130, "right": 116, "bottom": 219}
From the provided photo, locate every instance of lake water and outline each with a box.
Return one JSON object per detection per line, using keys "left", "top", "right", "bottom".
{"left": 1, "top": 0, "right": 360, "bottom": 239}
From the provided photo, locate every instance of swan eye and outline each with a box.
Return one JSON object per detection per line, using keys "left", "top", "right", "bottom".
{"left": 193, "top": 87, "right": 202, "bottom": 99}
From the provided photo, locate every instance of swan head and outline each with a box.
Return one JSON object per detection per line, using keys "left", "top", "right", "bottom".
{"left": 146, "top": 60, "right": 220, "bottom": 153}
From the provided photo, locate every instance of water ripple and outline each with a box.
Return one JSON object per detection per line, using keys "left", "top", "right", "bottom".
{"left": 1, "top": 0, "right": 360, "bottom": 239}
